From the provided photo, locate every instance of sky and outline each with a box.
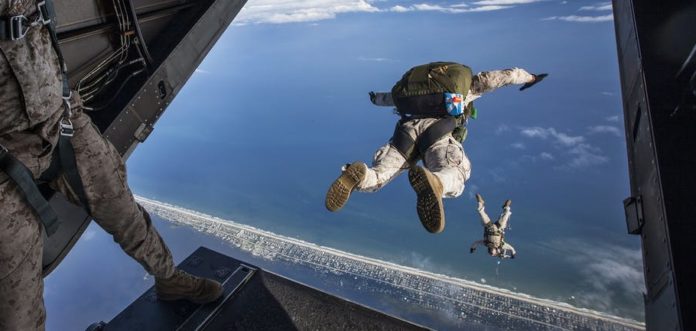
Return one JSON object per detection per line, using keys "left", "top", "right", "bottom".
{"left": 114, "top": 0, "right": 645, "bottom": 321}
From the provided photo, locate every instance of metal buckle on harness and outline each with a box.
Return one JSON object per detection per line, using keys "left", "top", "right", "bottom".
{"left": 60, "top": 118, "right": 74, "bottom": 137}
{"left": 9, "top": 15, "right": 29, "bottom": 40}
{"left": 36, "top": 1, "right": 52, "bottom": 25}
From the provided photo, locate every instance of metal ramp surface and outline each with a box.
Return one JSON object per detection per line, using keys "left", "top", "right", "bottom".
{"left": 97, "top": 247, "right": 427, "bottom": 331}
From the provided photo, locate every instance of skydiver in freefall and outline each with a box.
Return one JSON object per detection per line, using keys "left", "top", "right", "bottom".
{"left": 324, "top": 61, "right": 547, "bottom": 233}
{"left": 470, "top": 193, "right": 516, "bottom": 259}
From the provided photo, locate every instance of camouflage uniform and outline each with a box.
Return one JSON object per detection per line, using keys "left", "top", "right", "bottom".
{"left": 357, "top": 68, "right": 535, "bottom": 198}
{"left": 0, "top": 1, "right": 175, "bottom": 329}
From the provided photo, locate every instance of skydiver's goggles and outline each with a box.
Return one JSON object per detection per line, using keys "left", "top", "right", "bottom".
{"left": 0, "top": 1, "right": 51, "bottom": 41}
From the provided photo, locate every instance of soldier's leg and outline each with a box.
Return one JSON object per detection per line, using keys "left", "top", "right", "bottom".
{"left": 422, "top": 135, "right": 471, "bottom": 198}
{"left": 496, "top": 206, "right": 512, "bottom": 230}
{"left": 54, "top": 110, "right": 222, "bottom": 303}
{"left": 357, "top": 143, "right": 408, "bottom": 192}
{"left": 0, "top": 180, "right": 46, "bottom": 331}
{"left": 325, "top": 142, "right": 408, "bottom": 212}
{"left": 53, "top": 109, "right": 175, "bottom": 278}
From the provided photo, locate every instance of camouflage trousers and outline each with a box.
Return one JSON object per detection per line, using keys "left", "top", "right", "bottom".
{"left": 356, "top": 118, "right": 472, "bottom": 198}
{"left": 0, "top": 107, "right": 175, "bottom": 330}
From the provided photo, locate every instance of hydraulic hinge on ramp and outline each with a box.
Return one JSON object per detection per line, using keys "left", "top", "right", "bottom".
{"left": 89, "top": 247, "right": 256, "bottom": 331}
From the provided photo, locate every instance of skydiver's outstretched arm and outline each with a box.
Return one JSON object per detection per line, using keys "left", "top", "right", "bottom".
{"left": 369, "top": 91, "right": 395, "bottom": 107}
{"left": 470, "top": 68, "right": 536, "bottom": 96}
{"left": 501, "top": 242, "right": 517, "bottom": 258}
{"left": 470, "top": 240, "right": 485, "bottom": 253}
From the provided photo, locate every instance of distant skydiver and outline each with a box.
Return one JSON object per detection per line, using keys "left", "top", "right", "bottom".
{"left": 470, "top": 194, "right": 516, "bottom": 259}
{"left": 324, "top": 62, "right": 547, "bottom": 233}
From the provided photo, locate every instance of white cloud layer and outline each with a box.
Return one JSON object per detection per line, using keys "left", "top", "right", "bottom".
{"left": 520, "top": 127, "right": 584, "bottom": 146}
{"left": 520, "top": 126, "right": 610, "bottom": 168}
{"left": 543, "top": 14, "right": 613, "bottom": 22}
{"left": 236, "top": 0, "right": 379, "bottom": 25}
{"left": 588, "top": 125, "right": 622, "bottom": 137}
{"left": 473, "top": 0, "right": 543, "bottom": 4}
{"left": 235, "top": 0, "right": 542, "bottom": 25}
{"left": 388, "top": 3, "right": 510, "bottom": 13}
{"left": 542, "top": 239, "right": 645, "bottom": 316}
{"left": 579, "top": 2, "right": 612, "bottom": 11}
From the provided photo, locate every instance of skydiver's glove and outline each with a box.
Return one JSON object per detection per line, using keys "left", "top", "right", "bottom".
{"left": 369, "top": 91, "right": 377, "bottom": 104}
{"left": 519, "top": 73, "right": 548, "bottom": 91}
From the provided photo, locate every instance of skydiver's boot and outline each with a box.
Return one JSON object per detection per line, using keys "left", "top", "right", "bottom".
{"left": 408, "top": 166, "right": 445, "bottom": 233}
{"left": 325, "top": 161, "right": 367, "bottom": 212}
{"left": 502, "top": 199, "right": 511, "bottom": 209}
{"left": 155, "top": 269, "right": 223, "bottom": 304}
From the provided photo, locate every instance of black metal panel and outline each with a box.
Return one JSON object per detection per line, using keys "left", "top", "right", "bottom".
{"left": 41, "top": 0, "right": 246, "bottom": 275}
{"left": 613, "top": 1, "right": 696, "bottom": 330}
{"left": 105, "top": 247, "right": 256, "bottom": 331}
{"left": 102, "top": 247, "right": 427, "bottom": 331}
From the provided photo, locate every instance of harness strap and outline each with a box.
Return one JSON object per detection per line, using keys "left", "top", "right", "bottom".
{"left": 389, "top": 117, "right": 459, "bottom": 161}
{"left": 0, "top": 145, "right": 60, "bottom": 236}
{"left": 58, "top": 130, "right": 91, "bottom": 214}
{"left": 389, "top": 121, "right": 416, "bottom": 161}
{"left": 416, "top": 117, "right": 457, "bottom": 155}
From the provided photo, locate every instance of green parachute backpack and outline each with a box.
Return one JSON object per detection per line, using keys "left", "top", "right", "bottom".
{"left": 391, "top": 62, "right": 473, "bottom": 118}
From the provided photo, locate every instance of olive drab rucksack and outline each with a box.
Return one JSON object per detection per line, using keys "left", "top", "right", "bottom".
{"left": 391, "top": 62, "right": 473, "bottom": 118}
{"left": 388, "top": 62, "right": 474, "bottom": 161}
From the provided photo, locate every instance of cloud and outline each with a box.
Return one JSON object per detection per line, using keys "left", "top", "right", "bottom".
{"left": 389, "top": 3, "right": 511, "bottom": 13}
{"left": 543, "top": 14, "right": 613, "bottom": 22}
{"left": 566, "top": 143, "right": 609, "bottom": 168}
{"left": 541, "top": 239, "right": 645, "bottom": 315}
{"left": 357, "top": 56, "right": 394, "bottom": 62}
{"left": 235, "top": 0, "right": 543, "bottom": 25}
{"left": 194, "top": 68, "right": 210, "bottom": 74}
{"left": 588, "top": 125, "right": 622, "bottom": 137}
{"left": 236, "top": 0, "right": 379, "bottom": 25}
{"left": 540, "top": 152, "right": 554, "bottom": 160}
{"left": 473, "top": 0, "right": 543, "bottom": 4}
{"left": 511, "top": 142, "right": 526, "bottom": 149}
{"left": 520, "top": 127, "right": 585, "bottom": 146}
{"left": 520, "top": 127, "right": 610, "bottom": 168}
{"left": 579, "top": 2, "right": 612, "bottom": 11}
{"left": 495, "top": 124, "right": 511, "bottom": 135}
{"left": 606, "top": 115, "right": 620, "bottom": 122}
{"left": 601, "top": 91, "right": 615, "bottom": 96}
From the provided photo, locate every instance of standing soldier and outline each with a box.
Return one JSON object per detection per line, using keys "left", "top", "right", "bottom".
{"left": 469, "top": 193, "right": 516, "bottom": 258}
{"left": 325, "top": 61, "right": 546, "bottom": 233}
{"left": 1, "top": 1, "right": 222, "bottom": 329}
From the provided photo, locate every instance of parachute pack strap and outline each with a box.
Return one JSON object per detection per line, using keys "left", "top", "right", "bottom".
{"left": 416, "top": 117, "right": 457, "bottom": 155}
{"left": 58, "top": 132, "right": 90, "bottom": 214}
{"left": 0, "top": 145, "right": 60, "bottom": 236}
{"left": 39, "top": 0, "right": 70, "bottom": 98}
{"left": 389, "top": 121, "right": 417, "bottom": 161}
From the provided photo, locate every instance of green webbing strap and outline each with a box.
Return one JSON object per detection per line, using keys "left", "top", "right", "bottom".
{"left": 39, "top": 0, "right": 71, "bottom": 99}
{"left": 390, "top": 121, "right": 417, "bottom": 161}
{"left": 58, "top": 133, "right": 90, "bottom": 214}
{"left": 0, "top": 146, "right": 59, "bottom": 236}
{"left": 416, "top": 117, "right": 457, "bottom": 155}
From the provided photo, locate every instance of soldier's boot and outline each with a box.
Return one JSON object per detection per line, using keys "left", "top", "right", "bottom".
{"left": 325, "top": 161, "right": 367, "bottom": 212}
{"left": 155, "top": 269, "right": 223, "bottom": 304}
{"left": 502, "top": 199, "right": 512, "bottom": 209}
{"left": 408, "top": 165, "right": 445, "bottom": 233}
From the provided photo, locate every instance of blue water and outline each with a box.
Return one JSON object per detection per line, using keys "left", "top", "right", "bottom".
{"left": 126, "top": 6, "right": 644, "bottom": 321}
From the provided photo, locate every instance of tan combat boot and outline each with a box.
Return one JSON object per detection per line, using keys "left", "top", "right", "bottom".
{"left": 325, "top": 161, "right": 367, "bottom": 212}
{"left": 155, "top": 269, "right": 223, "bottom": 304}
{"left": 408, "top": 165, "right": 445, "bottom": 233}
